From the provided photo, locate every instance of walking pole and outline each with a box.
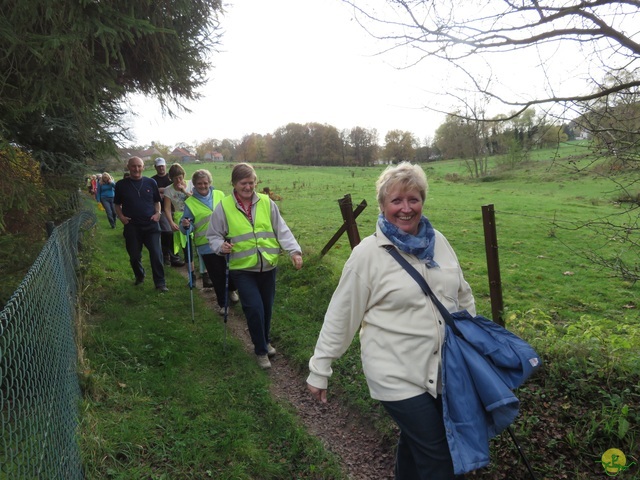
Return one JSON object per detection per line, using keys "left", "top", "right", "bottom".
{"left": 186, "top": 228, "right": 195, "bottom": 323}
{"left": 223, "top": 253, "right": 230, "bottom": 352}
{"left": 508, "top": 427, "right": 537, "bottom": 479}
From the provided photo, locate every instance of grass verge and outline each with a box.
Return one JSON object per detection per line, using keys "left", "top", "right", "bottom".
{"left": 79, "top": 214, "right": 345, "bottom": 479}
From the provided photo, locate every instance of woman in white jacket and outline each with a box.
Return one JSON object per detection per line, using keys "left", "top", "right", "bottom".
{"left": 307, "top": 162, "right": 474, "bottom": 480}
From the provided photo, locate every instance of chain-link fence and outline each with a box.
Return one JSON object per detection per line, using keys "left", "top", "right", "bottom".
{"left": 0, "top": 209, "right": 96, "bottom": 479}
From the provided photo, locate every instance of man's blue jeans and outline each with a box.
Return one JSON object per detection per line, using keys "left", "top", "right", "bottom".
{"left": 230, "top": 269, "right": 277, "bottom": 355}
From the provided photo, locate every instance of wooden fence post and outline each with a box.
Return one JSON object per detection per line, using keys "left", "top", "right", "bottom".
{"left": 482, "top": 204, "right": 504, "bottom": 326}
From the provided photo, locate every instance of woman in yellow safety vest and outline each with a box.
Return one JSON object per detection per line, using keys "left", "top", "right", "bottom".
{"left": 206, "top": 163, "right": 303, "bottom": 370}
{"left": 180, "top": 169, "right": 239, "bottom": 312}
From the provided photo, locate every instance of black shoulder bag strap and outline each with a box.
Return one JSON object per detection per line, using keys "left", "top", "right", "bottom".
{"left": 384, "top": 245, "right": 463, "bottom": 337}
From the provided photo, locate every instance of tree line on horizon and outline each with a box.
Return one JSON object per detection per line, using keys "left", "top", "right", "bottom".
{"left": 130, "top": 107, "right": 581, "bottom": 172}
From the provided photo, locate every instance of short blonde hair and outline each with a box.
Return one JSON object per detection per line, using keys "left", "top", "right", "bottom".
{"left": 376, "top": 162, "right": 428, "bottom": 211}
{"left": 192, "top": 169, "right": 212, "bottom": 185}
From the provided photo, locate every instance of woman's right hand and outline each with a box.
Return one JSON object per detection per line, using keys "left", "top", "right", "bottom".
{"left": 307, "top": 383, "right": 328, "bottom": 404}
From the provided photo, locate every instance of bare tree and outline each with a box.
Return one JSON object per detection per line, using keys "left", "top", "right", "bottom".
{"left": 342, "top": 0, "right": 640, "bottom": 114}
{"left": 344, "top": 0, "right": 640, "bottom": 281}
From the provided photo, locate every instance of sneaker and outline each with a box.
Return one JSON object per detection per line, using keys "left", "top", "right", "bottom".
{"left": 156, "top": 285, "right": 169, "bottom": 293}
{"left": 186, "top": 272, "right": 196, "bottom": 288}
{"left": 202, "top": 272, "right": 213, "bottom": 288}
{"left": 256, "top": 354, "right": 271, "bottom": 369}
{"left": 229, "top": 290, "right": 240, "bottom": 303}
{"left": 214, "top": 304, "right": 226, "bottom": 315}
{"left": 267, "top": 344, "right": 276, "bottom": 357}
{"left": 134, "top": 276, "right": 145, "bottom": 286}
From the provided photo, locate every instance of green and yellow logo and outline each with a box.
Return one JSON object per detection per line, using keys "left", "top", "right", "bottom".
{"left": 600, "top": 448, "right": 635, "bottom": 476}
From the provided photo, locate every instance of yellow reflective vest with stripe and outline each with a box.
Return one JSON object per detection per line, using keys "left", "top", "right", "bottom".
{"left": 185, "top": 190, "right": 225, "bottom": 247}
{"left": 221, "top": 193, "right": 280, "bottom": 270}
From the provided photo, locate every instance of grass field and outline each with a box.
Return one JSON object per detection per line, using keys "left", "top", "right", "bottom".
{"left": 81, "top": 142, "right": 639, "bottom": 478}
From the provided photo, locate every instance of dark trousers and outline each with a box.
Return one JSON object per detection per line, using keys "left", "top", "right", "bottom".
{"left": 201, "top": 253, "right": 236, "bottom": 308}
{"left": 230, "top": 269, "right": 276, "bottom": 356}
{"left": 158, "top": 212, "right": 178, "bottom": 260}
{"left": 161, "top": 231, "right": 175, "bottom": 259}
{"left": 381, "top": 392, "right": 460, "bottom": 480}
{"left": 123, "top": 222, "right": 165, "bottom": 287}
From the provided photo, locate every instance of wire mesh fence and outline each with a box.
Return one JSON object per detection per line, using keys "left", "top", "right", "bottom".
{"left": 0, "top": 209, "right": 96, "bottom": 479}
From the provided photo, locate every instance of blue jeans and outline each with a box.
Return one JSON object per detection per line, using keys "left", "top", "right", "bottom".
{"left": 100, "top": 197, "right": 116, "bottom": 228}
{"left": 123, "top": 222, "right": 165, "bottom": 287}
{"left": 381, "top": 392, "right": 460, "bottom": 480}
{"left": 230, "top": 269, "right": 277, "bottom": 355}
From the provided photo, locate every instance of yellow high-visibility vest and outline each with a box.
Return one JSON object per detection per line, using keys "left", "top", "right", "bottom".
{"left": 221, "top": 193, "right": 280, "bottom": 270}
{"left": 185, "top": 190, "right": 225, "bottom": 247}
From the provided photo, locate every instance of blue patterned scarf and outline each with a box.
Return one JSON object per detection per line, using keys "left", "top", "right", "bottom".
{"left": 378, "top": 214, "right": 439, "bottom": 268}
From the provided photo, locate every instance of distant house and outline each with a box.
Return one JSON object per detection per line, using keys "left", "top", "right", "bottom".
{"left": 170, "top": 147, "right": 197, "bottom": 163}
{"left": 203, "top": 151, "right": 224, "bottom": 162}
{"left": 138, "top": 146, "right": 163, "bottom": 163}
{"left": 100, "top": 146, "right": 164, "bottom": 174}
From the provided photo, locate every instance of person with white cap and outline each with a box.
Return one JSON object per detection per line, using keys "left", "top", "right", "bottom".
{"left": 152, "top": 157, "right": 185, "bottom": 268}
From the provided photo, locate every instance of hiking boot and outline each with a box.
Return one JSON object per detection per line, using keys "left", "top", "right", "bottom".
{"left": 229, "top": 290, "right": 240, "bottom": 303}
{"left": 267, "top": 344, "right": 276, "bottom": 357}
{"left": 202, "top": 272, "right": 213, "bottom": 288}
{"left": 170, "top": 254, "right": 185, "bottom": 267}
{"left": 256, "top": 354, "right": 271, "bottom": 369}
{"left": 134, "top": 276, "right": 145, "bottom": 286}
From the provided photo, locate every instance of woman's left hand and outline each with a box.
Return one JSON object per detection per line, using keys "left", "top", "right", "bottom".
{"left": 291, "top": 253, "right": 303, "bottom": 270}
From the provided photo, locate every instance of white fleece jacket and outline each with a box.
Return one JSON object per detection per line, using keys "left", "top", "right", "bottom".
{"left": 307, "top": 223, "right": 476, "bottom": 402}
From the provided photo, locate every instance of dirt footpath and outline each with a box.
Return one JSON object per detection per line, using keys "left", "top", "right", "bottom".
{"left": 185, "top": 271, "right": 395, "bottom": 479}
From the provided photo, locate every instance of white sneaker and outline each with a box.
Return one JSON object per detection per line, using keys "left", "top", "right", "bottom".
{"left": 214, "top": 304, "right": 226, "bottom": 315}
{"left": 267, "top": 344, "right": 276, "bottom": 357}
{"left": 229, "top": 290, "right": 240, "bottom": 303}
{"left": 256, "top": 354, "right": 271, "bottom": 369}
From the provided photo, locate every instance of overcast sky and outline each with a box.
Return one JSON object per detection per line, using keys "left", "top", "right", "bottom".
{"left": 125, "top": 0, "right": 596, "bottom": 149}
{"left": 125, "top": 0, "right": 452, "bottom": 148}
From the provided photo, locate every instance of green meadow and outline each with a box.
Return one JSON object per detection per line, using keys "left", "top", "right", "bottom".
{"left": 80, "top": 142, "right": 639, "bottom": 478}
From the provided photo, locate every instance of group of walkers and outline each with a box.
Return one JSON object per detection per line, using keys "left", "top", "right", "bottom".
{"left": 104, "top": 156, "right": 303, "bottom": 370}
{"left": 94, "top": 156, "right": 498, "bottom": 479}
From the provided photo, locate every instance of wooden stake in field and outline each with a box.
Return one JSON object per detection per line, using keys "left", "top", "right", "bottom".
{"left": 321, "top": 194, "right": 367, "bottom": 256}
